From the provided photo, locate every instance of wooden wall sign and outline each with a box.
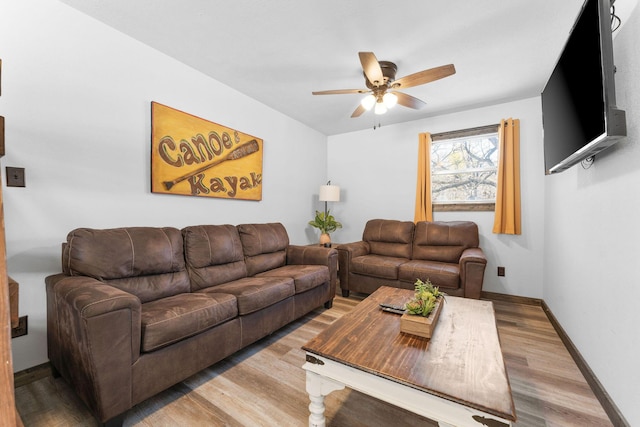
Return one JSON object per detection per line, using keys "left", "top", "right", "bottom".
{"left": 151, "top": 102, "right": 263, "bottom": 200}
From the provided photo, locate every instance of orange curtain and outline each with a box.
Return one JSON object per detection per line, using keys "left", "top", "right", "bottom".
{"left": 492, "top": 118, "right": 521, "bottom": 234}
{"left": 414, "top": 132, "right": 433, "bottom": 222}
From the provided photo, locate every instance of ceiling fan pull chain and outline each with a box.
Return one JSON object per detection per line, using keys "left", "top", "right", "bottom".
{"left": 373, "top": 116, "right": 381, "bottom": 130}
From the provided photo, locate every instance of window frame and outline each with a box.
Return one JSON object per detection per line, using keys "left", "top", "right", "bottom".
{"left": 430, "top": 124, "right": 500, "bottom": 212}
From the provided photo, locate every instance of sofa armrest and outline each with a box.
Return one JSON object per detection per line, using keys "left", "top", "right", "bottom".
{"left": 287, "top": 245, "right": 338, "bottom": 298}
{"left": 287, "top": 245, "right": 337, "bottom": 266}
{"left": 459, "top": 247, "right": 487, "bottom": 299}
{"left": 336, "top": 241, "right": 370, "bottom": 258}
{"left": 45, "top": 274, "right": 141, "bottom": 422}
{"left": 336, "top": 241, "right": 370, "bottom": 292}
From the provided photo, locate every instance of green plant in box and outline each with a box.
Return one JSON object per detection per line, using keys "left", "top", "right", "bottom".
{"left": 405, "top": 279, "right": 441, "bottom": 317}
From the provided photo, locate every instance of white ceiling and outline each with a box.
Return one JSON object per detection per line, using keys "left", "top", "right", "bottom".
{"left": 56, "top": 0, "right": 633, "bottom": 136}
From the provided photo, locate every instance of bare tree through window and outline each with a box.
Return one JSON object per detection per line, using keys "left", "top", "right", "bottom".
{"left": 431, "top": 126, "right": 499, "bottom": 204}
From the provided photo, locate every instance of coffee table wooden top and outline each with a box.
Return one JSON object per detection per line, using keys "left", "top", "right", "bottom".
{"left": 302, "top": 286, "right": 516, "bottom": 422}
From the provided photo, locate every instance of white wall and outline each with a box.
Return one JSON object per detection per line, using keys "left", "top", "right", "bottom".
{"left": 0, "top": 0, "right": 328, "bottom": 371}
{"left": 543, "top": 3, "right": 640, "bottom": 425}
{"left": 2, "top": 0, "right": 639, "bottom": 425}
{"left": 327, "top": 97, "right": 546, "bottom": 299}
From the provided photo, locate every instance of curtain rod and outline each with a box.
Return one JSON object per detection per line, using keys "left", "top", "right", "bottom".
{"left": 430, "top": 123, "right": 499, "bottom": 141}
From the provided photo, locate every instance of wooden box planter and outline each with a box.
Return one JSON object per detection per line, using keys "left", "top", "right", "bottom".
{"left": 400, "top": 296, "right": 444, "bottom": 339}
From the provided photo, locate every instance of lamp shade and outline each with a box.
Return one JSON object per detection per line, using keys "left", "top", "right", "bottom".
{"left": 319, "top": 185, "right": 340, "bottom": 202}
{"left": 360, "top": 94, "right": 376, "bottom": 110}
{"left": 374, "top": 102, "right": 387, "bottom": 115}
{"left": 383, "top": 92, "right": 398, "bottom": 108}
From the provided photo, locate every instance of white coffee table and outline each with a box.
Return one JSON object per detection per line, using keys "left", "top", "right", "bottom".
{"left": 302, "top": 286, "right": 516, "bottom": 427}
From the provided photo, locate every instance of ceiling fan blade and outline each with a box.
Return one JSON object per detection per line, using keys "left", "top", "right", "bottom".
{"left": 392, "top": 64, "right": 456, "bottom": 89}
{"left": 351, "top": 104, "right": 366, "bottom": 118}
{"left": 394, "top": 92, "right": 427, "bottom": 110}
{"left": 312, "top": 89, "right": 369, "bottom": 95}
{"left": 358, "top": 52, "right": 384, "bottom": 87}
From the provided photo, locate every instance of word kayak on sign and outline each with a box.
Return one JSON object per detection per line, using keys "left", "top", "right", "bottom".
{"left": 187, "top": 172, "right": 262, "bottom": 198}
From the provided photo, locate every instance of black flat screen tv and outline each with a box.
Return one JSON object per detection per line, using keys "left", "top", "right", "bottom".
{"left": 541, "top": 0, "right": 626, "bottom": 175}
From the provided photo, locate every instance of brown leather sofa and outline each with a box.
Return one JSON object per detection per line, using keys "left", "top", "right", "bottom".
{"left": 45, "top": 222, "right": 337, "bottom": 427}
{"left": 337, "top": 219, "right": 487, "bottom": 299}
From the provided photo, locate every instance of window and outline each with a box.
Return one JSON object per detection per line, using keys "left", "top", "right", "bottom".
{"left": 431, "top": 124, "right": 499, "bottom": 211}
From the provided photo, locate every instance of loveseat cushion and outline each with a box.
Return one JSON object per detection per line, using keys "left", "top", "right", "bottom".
{"left": 201, "top": 276, "right": 295, "bottom": 315}
{"left": 257, "top": 264, "right": 329, "bottom": 293}
{"left": 237, "top": 223, "right": 289, "bottom": 276}
{"left": 350, "top": 254, "right": 408, "bottom": 280}
{"left": 63, "top": 227, "right": 190, "bottom": 303}
{"left": 398, "top": 259, "right": 460, "bottom": 289}
{"left": 182, "top": 224, "right": 247, "bottom": 290}
{"left": 412, "top": 221, "right": 479, "bottom": 263}
{"left": 140, "top": 292, "right": 237, "bottom": 352}
{"left": 363, "top": 219, "right": 414, "bottom": 259}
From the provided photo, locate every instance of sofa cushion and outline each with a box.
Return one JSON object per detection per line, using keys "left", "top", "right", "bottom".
{"left": 363, "top": 219, "right": 414, "bottom": 259}
{"left": 257, "top": 264, "right": 329, "bottom": 294}
{"left": 182, "top": 224, "right": 247, "bottom": 290}
{"left": 398, "top": 260, "right": 460, "bottom": 290}
{"left": 63, "top": 227, "right": 190, "bottom": 303}
{"left": 140, "top": 292, "right": 238, "bottom": 352}
{"left": 237, "top": 223, "right": 289, "bottom": 276}
{"left": 413, "top": 221, "right": 479, "bottom": 263}
{"left": 350, "top": 254, "right": 408, "bottom": 280}
{"left": 202, "top": 276, "right": 295, "bottom": 315}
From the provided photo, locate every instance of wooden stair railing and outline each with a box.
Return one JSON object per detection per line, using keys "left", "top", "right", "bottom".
{"left": 1, "top": 165, "right": 20, "bottom": 427}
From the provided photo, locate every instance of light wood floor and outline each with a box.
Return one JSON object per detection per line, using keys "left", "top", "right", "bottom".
{"left": 14, "top": 294, "right": 613, "bottom": 426}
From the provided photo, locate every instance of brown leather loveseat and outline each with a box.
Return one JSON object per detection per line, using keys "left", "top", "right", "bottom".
{"left": 337, "top": 219, "right": 486, "bottom": 299}
{"left": 45, "top": 222, "right": 336, "bottom": 426}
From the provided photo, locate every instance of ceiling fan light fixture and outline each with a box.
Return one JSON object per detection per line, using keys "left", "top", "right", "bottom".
{"left": 311, "top": 52, "right": 456, "bottom": 120}
{"left": 383, "top": 92, "right": 398, "bottom": 108}
{"left": 360, "top": 94, "right": 376, "bottom": 110}
{"left": 374, "top": 102, "right": 387, "bottom": 115}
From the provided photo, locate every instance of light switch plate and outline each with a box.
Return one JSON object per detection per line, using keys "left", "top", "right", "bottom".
{"left": 6, "top": 166, "right": 25, "bottom": 187}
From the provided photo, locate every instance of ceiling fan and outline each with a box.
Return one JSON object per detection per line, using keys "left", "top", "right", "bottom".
{"left": 312, "top": 52, "right": 456, "bottom": 118}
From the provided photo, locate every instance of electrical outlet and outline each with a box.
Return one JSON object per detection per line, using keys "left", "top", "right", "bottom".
{"left": 12, "top": 316, "right": 28, "bottom": 338}
{"left": 497, "top": 266, "right": 505, "bottom": 277}
{"left": 6, "top": 166, "right": 25, "bottom": 187}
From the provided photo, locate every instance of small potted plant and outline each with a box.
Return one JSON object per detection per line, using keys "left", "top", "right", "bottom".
{"left": 404, "top": 279, "right": 442, "bottom": 317}
{"left": 400, "top": 279, "right": 444, "bottom": 339}
{"left": 308, "top": 210, "right": 342, "bottom": 246}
